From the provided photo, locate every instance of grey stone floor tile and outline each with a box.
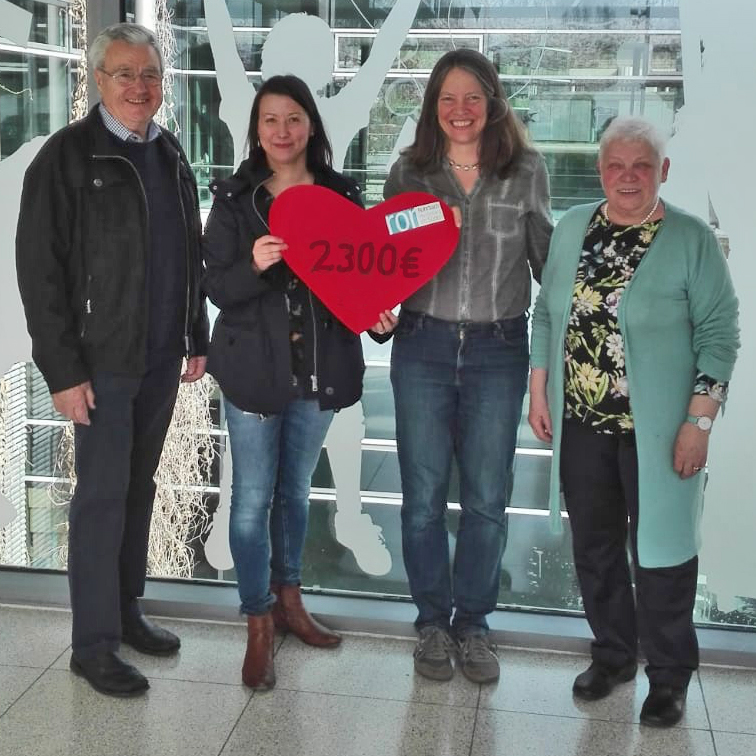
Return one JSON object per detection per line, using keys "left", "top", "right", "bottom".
{"left": 0, "top": 668, "right": 251, "bottom": 756}
{"left": 0, "top": 605, "right": 71, "bottom": 667}
{"left": 50, "top": 617, "right": 285, "bottom": 685}
{"left": 480, "top": 648, "right": 710, "bottom": 729}
{"left": 0, "top": 665, "right": 44, "bottom": 716}
{"left": 712, "top": 730, "right": 756, "bottom": 756}
{"left": 699, "top": 665, "right": 756, "bottom": 734}
{"left": 221, "top": 687, "right": 475, "bottom": 756}
{"left": 471, "top": 709, "right": 717, "bottom": 756}
{"left": 272, "top": 632, "right": 479, "bottom": 707}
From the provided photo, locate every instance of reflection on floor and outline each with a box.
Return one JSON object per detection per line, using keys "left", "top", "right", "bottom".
{"left": 1, "top": 605, "right": 754, "bottom": 756}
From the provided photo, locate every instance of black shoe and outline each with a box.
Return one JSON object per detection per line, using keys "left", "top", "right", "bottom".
{"left": 70, "top": 651, "right": 149, "bottom": 697}
{"left": 573, "top": 660, "right": 637, "bottom": 701}
{"left": 122, "top": 613, "right": 181, "bottom": 656}
{"left": 640, "top": 684, "right": 686, "bottom": 727}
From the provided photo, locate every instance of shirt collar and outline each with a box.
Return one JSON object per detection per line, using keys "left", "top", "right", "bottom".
{"left": 99, "top": 103, "right": 161, "bottom": 143}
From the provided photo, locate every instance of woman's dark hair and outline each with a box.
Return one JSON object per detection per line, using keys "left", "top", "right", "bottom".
{"left": 406, "top": 49, "right": 530, "bottom": 178}
{"left": 247, "top": 74, "right": 333, "bottom": 172}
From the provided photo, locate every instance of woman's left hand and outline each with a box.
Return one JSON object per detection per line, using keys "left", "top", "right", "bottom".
{"left": 370, "top": 309, "right": 399, "bottom": 336}
{"left": 673, "top": 422, "right": 709, "bottom": 479}
{"left": 527, "top": 368, "right": 553, "bottom": 443}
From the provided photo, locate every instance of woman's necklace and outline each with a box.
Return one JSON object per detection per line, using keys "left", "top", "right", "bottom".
{"left": 448, "top": 157, "right": 480, "bottom": 172}
{"left": 602, "top": 197, "right": 660, "bottom": 226}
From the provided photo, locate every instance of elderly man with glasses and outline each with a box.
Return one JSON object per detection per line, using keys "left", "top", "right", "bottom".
{"left": 16, "top": 23, "right": 208, "bottom": 697}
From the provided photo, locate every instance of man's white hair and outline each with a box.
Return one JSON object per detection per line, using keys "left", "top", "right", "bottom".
{"left": 89, "top": 22, "right": 163, "bottom": 73}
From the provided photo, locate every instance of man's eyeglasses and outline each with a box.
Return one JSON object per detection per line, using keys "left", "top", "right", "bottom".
{"left": 98, "top": 68, "right": 163, "bottom": 87}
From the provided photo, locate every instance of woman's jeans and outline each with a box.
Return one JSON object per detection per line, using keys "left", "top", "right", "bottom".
{"left": 224, "top": 397, "right": 334, "bottom": 616}
{"left": 390, "top": 311, "right": 528, "bottom": 637}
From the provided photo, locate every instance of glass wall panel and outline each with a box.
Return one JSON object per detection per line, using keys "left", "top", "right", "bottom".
{"left": 0, "top": 48, "right": 75, "bottom": 156}
{"left": 166, "top": 3, "right": 685, "bottom": 213}
{"left": 161, "top": 0, "right": 682, "bottom": 618}
{"left": 0, "top": 0, "right": 79, "bottom": 572}
{"left": 3, "top": 0, "right": 755, "bottom": 630}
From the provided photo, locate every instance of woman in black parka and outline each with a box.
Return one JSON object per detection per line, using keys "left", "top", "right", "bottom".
{"left": 203, "top": 75, "right": 387, "bottom": 690}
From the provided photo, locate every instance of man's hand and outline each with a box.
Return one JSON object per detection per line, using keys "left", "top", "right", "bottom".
{"left": 53, "top": 382, "right": 96, "bottom": 425}
{"left": 182, "top": 356, "right": 207, "bottom": 383}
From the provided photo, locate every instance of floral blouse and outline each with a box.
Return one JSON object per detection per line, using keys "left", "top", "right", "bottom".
{"left": 564, "top": 208, "right": 727, "bottom": 434}
{"left": 260, "top": 186, "right": 315, "bottom": 398}
{"left": 286, "top": 272, "right": 317, "bottom": 397}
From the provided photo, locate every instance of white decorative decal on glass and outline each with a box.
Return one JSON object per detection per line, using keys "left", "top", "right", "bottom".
{"left": 203, "top": 440, "right": 234, "bottom": 572}
{"left": 1, "top": 4, "right": 40, "bottom": 529}
{"left": 204, "top": 0, "right": 422, "bottom": 575}
{"left": 0, "top": 0, "right": 31, "bottom": 45}
{"left": 665, "top": 1, "right": 754, "bottom": 613}
{"left": 205, "top": 0, "right": 420, "bottom": 171}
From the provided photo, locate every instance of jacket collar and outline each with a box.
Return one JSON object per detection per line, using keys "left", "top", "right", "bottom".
{"left": 83, "top": 104, "right": 175, "bottom": 158}
{"left": 212, "top": 158, "right": 350, "bottom": 200}
{"left": 98, "top": 103, "right": 161, "bottom": 143}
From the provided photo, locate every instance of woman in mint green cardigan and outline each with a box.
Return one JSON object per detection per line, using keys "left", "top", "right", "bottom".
{"left": 528, "top": 117, "right": 738, "bottom": 728}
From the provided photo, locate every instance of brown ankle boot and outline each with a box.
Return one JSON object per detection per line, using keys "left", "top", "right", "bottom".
{"left": 242, "top": 613, "right": 275, "bottom": 690}
{"left": 271, "top": 583, "right": 342, "bottom": 648}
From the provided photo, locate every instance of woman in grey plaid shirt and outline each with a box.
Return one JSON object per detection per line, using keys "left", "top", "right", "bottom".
{"left": 383, "top": 48, "right": 553, "bottom": 685}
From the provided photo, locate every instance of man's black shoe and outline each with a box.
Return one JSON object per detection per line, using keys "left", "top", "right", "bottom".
{"left": 640, "top": 684, "right": 686, "bottom": 727}
{"left": 573, "top": 660, "right": 637, "bottom": 701}
{"left": 122, "top": 613, "right": 181, "bottom": 656}
{"left": 70, "top": 651, "right": 149, "bottom": 697}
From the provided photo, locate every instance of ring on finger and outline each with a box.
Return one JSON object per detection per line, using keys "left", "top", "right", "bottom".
{"left": 693, "top": 466, "right": 702, "bottom": 472}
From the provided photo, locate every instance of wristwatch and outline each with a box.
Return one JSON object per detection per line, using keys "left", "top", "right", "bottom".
{"left": 686, "top": 414, "right": 713, "bottom": 432}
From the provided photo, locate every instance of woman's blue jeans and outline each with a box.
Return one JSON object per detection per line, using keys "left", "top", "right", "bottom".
{"left": 224, "top": 396, "right": 334, "bottom": 616}
{"left": 390, "top": 311, "right": 528, "bottom": 637}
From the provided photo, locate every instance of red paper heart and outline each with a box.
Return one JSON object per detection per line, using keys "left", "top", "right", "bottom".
{"left": 269, "top": 185, "right": 459, "bottom": 333}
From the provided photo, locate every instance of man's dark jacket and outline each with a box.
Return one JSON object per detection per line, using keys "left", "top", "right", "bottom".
{"left": 203, "top": 160, "right": 365, "bottom": 414}
{"left": 15, "top": 106, "right": 209, "bottom": 394}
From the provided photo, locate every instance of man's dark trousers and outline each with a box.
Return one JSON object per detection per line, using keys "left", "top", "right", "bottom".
{"left": 67, "top": 358, "right": 182, "bottom": 657}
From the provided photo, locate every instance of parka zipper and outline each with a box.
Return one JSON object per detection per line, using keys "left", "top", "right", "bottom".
{"left": 174, "top": 150, "right": 193, "bottom": 353}
{"left": 80, "top": 274, "right": 93, "bottom": 338}
{"left": 249, "top": 174, "right": 319, "bottom": 395}
{"left": 308, "top": 289, "right": 319, "bottom": 393}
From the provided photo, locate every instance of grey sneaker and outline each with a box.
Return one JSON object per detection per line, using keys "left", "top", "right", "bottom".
{"left": 413, "top": 627, "right": 454, "bottom": 681}
{"left": 457, "top": 634, "right": 499, "bottom": 684}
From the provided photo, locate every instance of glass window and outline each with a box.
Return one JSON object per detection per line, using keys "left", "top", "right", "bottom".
{"left": 4, "top": 0, "right": 755, "bottom": 631}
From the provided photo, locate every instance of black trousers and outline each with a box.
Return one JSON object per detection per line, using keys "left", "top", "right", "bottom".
{"left": 67, "top": 359, "right": 182, "bottom": 657}
{"left": 560, "top": 420, "right": 698, "bottom": 688}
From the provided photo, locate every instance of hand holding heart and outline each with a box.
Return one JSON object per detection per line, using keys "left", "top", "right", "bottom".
{"left": 269, "top": 186, "right": 459, "bottom": 333}
{"left": 371, "top": 309, "right": 399, "bottom": 335}
{"left": 252, "top": 235, "right": 288, "bottom": 272}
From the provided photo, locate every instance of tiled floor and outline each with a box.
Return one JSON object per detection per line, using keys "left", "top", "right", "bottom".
{"left": 1, "top": 605, "right": 754, "bottom": 756}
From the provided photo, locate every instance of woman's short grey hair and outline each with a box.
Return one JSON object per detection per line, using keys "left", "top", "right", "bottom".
{"left": 89, "top": 23, "right": 163, "bottom": 73}
{"left": 599, "top": 116, "right": 668, "bottom": 163}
